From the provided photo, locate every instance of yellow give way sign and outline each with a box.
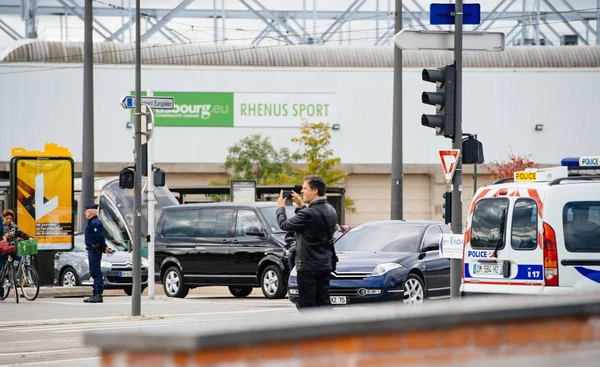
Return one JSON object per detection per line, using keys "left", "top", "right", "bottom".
{"left": 514, "top": 171, "right": 537, "bottom": 181}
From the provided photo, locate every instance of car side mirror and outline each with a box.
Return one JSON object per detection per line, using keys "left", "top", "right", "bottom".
{"left": 245, "top": 226, "right": 264, "bottom": 236}
{"left": 423, "top": 242, "right": 439, "bottom": 252}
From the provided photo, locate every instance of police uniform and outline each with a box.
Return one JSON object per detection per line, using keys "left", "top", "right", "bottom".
{"left": 84, "top": 203, "right": 107, "bottom": 303}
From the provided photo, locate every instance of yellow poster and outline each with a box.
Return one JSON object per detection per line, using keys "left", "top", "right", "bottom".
{"left": 14, "top": 158, "right": 73, "bottom": 250}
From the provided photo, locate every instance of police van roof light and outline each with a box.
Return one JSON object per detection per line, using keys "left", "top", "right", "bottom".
{"left": 561, "top": 156, "right": 600, "bottom": 168}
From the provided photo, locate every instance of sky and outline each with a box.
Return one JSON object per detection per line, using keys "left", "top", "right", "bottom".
{"left": 0, "top": 0, "right": 599, "bottom": 51}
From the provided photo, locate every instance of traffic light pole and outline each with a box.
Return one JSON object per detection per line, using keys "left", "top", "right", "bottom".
{"left": 132, "top": 0, "right": 142, "bottom": 316}
{"left": 450, "top": 0, "right": 463, "bottom": 299}
{"left": 390, "top": 0, "right": 403, "bottom": 220}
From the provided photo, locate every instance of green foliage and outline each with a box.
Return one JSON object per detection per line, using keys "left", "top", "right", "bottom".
{"left": 292, "top": 121, "right": 356, "bottom": 213}
{"left": 223, "top": 134, "right": 299, "bottom": 185}
{"left": 216, "top": 123, "right": 355, "bottom": 214}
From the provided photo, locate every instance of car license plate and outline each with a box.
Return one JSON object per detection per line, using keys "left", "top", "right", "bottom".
{"left": 474, "top": 263, "right": 503, "bottom": 276}
{"left": 119, "top": 271, "right": 132, "bottom": 277}
{"left": 330, "top": 296, "right": 347, "bottom": 305}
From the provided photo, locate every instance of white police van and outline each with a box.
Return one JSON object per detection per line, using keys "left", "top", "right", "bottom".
{"left": 461, "top": 157, "right": 600, "bottom": 295}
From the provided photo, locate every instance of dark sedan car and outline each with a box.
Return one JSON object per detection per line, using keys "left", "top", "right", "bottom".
{"left": 288, "top": 220, "right": 450, "bottom": 306}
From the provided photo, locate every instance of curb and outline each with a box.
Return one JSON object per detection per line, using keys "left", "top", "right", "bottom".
{"left": 32, "top": 285, "right": 265, "bottom": 298}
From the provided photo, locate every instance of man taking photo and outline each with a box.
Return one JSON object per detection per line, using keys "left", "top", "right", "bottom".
{"left": 276, "top": 175, "right": 337, "bottom": 308}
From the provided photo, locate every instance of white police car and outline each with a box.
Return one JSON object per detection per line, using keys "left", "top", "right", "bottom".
{"left": 461, "top": 157, "right": 600, "bottom": 296}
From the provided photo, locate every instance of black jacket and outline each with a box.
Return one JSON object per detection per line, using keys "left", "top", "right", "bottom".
{"left": 276, "top": 198, "right": 337, "bottom": 271}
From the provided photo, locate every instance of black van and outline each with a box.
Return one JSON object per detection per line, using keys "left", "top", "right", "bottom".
{"left": 155, "top": 202, "right": 295, "bottom": 299}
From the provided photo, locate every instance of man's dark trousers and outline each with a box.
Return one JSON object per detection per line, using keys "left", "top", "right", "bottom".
{"left": 88, "top": 250, "right": 103, "bottom": 295}
{"left": 297, "top": 270, "right": 331, "bottom": 308}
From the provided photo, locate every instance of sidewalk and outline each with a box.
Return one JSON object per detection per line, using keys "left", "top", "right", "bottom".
{"left": 32, "top": 284, "right": 264, "bottom": 298}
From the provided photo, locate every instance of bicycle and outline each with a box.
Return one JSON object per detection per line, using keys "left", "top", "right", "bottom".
{"left": 0, "top": 239, "right": 40, "bottom": 302}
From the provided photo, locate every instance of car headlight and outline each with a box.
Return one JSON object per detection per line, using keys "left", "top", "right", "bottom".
{"left": 100, "top": 260, "right": 112, "bottom": 270}
{"left": 290, "top": 266, "right": 297, "bottom": 277}
{"left": 372, "top": 263, "right": 402, "bottom": 277}
{"left": 141, "top": 258, "right": 149, "bottom": 267}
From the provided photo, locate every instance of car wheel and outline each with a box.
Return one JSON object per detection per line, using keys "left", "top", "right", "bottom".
{"left": 261, "top": 265, "right": 286, "bottom": 299}
{"left": 162, "top": 266, "right": 189, "bottom": 298}
{"left": 228, "top": 286, "right": 253, "bottom": 298}
{"left": 60, "top": 267, "right": 79, "bottom": 287}
{"left": 403, "top": 274, "right": 425, "bottom": 305}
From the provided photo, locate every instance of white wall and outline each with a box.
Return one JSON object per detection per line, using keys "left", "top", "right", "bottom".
{"left": 0, "top": 63, "right": 598, "bottom": 165}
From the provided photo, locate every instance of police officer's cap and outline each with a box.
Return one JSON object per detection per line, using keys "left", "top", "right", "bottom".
{"left": 84, "top": 203, "right": 99, "bottom": 210}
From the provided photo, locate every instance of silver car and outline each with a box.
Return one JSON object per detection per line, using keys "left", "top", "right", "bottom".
{"left": 54, "top": 234, "right": 148, "bottom": 295}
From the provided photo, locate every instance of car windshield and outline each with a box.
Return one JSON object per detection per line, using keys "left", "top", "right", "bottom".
{"left": 260, "top": 206, "right": 296, "bottom": 233}
{"left": 334, "top": 224, "right": 422, "bottom": 253}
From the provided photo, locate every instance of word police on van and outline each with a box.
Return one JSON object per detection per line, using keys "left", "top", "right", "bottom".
{"left": 461, "top": 158, "right": 600, "bottom": 296}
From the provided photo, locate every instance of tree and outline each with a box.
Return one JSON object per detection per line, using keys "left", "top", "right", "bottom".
{"left": 484, "top": 151, "right": 540, "bottom": 180}
{"left": 292, "top": 122, "right": 356, "bottom": 213}
{"left": 223, "top": 134, "right": 298, "bottom": 185}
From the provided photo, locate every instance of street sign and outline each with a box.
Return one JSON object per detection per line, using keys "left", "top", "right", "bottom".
{"left": 394, "top": 30, "right": 505, "bottom": 51}
{"left": 120, "top": 95, "right": 174, "bottom": 110}
{"left": 430, "top": 3, "right": 481, "bottom": 25}
{"left": 439, "top": 233, "right": 464, "bottom": 259}
{"left": 439, "top": 149, "right": 460, "bottom": 184}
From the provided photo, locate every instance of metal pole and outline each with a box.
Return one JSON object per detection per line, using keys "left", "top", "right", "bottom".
{"left": 473, "top": 134, "right": 477, "bottom": 195}
{"left": 536, "top": 0, "right": 540, "bottom": 45}
{"left": 213, "top": 0, "right": 217, "bottom": 43}
{"left": 132, "top": 0, "right": 142, "bottom": 316}
{"left": 390, "top": 0, "right": 403, "bottom": 220}
{"left": 81, "top": 0, "right": 94, "bottom": 228}
{"left": 147, "top": 89, "right": 156, "bottom": 300}
{"left": 597, "top": 0, "right": 600, "bottom": 45}
{"left": 451, "top": 0, "right": 463, "bottom": 299}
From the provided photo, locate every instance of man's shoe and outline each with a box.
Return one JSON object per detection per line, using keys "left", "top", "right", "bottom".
{"left": 87, "top": 294, "right": 103, "bottom": 303}
{"left": 84, "top": 294, "right": 102, "bottom": 303}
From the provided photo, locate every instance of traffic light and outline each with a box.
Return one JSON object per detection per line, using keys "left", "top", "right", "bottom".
{"left": 442, "top": 191, "right": 452, "bottom": 224}
{"left": 421, "top": 64, "right": 456, "bottom": 139}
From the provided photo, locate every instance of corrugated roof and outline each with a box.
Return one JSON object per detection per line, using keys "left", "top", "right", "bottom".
{"left": 1, "top": 40, "right": 599, "bottom": 68}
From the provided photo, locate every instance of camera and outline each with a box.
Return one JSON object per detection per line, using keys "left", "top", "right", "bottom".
{"left": 282, "top": 190, "right": 293, "bottom": 199}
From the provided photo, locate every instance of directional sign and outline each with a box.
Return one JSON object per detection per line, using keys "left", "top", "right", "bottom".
{"left": 439, "top": 149, "right": 460, "bottom": 184}
{"left": 120, "top": 95, "right": 174, "bottom": 110}
{"left": 430, "top": 3, "right": 481, "bottom": 25}
{"left": 394, "top": 30, "right": 505, "bottom": 51}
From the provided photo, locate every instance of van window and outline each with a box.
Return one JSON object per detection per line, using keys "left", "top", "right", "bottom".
{"left": 471, "top": 198, "right": 509, "bottom": 249}
{"left": 563, "top": 202, "right": 600, "bottom": 253}
{"left": 511, "top": 199, "right": 538, "bottom": 250}
{"left": 235, "top": 210, "right": 262, "bottom": 237}
{"left": 163, "top": 210, "right": 200, "bottom": 237}
{"left": 198, "top": 209, "right": 233, "bottom": 238}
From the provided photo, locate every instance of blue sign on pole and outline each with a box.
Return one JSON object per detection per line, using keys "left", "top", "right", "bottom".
{"left": 430, "top": 3, "right": 481, "bottom": 25}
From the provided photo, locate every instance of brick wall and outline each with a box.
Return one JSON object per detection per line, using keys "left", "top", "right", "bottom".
{"left": 98, "top": 315, "right": 600, "bottom": 367}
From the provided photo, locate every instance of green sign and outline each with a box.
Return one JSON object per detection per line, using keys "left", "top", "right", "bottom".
{"left": 135, "top": 92, "right": 234, "bottom": 127}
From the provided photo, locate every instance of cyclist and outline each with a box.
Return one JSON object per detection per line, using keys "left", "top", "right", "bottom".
{"left": 0, "top": 209, "right": 33, "bottom": 299}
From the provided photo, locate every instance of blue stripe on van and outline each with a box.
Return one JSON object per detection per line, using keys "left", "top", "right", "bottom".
{"left": 464, "top": 263, "right": 472, "bottom": 278}
{"left": 575, "top": 266, "right": 600, "bottom": 284}
{"left": 514, "top": 264, "right": 543, "bottom": 280}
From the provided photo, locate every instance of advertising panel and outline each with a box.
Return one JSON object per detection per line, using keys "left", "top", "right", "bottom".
{"left": 133, "top": 92, "right": 336, "bottom": 128}
{"left": 11, "top": 157, "right": 74, "bottom": 250}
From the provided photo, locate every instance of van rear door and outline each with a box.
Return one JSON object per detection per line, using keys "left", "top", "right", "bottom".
{"left": 505, "top": 198, "right": 544, "bottom": 293}
{"left": 463, "top": 197, "right": 510, "bottom": 294}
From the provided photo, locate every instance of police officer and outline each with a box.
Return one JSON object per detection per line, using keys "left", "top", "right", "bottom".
{"left": 83, "top": 203, "right": 111, "bottom": 303}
